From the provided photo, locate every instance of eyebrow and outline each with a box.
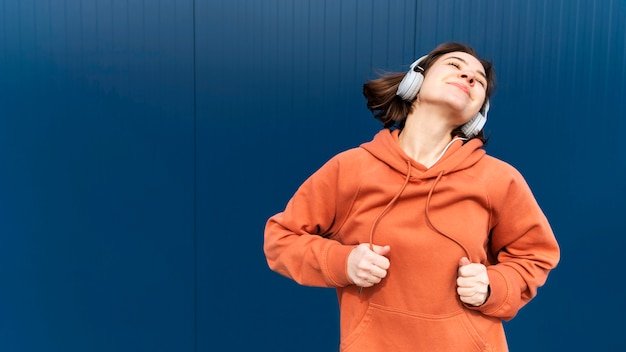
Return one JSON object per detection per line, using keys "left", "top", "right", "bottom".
{"left": 444, "top": 56, "right": 487, "bottom": 81}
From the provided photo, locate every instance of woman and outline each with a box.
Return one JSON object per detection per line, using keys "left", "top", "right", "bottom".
{"left": 264, "top": 42, "right": 560, "bottom": 351}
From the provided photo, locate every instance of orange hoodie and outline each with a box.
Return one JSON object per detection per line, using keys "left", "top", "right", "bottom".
{"left": 264, "top": 129, "right": 560, "bottom": 351}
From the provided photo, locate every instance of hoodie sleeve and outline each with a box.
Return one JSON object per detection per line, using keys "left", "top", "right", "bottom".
{"left": 263, "top": 152, "right": 358, "bottom": 288}
{"left": 469, "top": 161, "right": 560, "bottom": 321}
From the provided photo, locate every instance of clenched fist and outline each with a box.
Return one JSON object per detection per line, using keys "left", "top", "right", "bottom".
{"left": 347, "top": 244, "right": 391, "bottom": 288}
{"left": 456, "top": 257, "right": 490, "bottom": 306}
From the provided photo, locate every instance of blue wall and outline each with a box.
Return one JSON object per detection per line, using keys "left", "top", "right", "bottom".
{"left": 1, "top": 0, "right": 625, "bottom": 351}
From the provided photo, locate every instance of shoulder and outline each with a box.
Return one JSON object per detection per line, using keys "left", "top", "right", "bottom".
{"left": 474, "top": 154, "right": 526, "bottom": 182}
{"left": 325, "top": 146, "right": 378, "bottom": 170}
{"left": 303, "top": 146, "right": 374, "bottom": 186}
{"left": 472, "top": 154, "right": 536, "bottom": 205}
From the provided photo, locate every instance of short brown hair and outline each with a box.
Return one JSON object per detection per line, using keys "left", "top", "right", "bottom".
{"left": 362, "top": 42, "right": 496, "bottom": 141}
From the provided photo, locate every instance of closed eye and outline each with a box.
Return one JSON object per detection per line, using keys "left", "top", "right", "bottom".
{"left": 446, "top": 59, "right": 487, "bottom": 87}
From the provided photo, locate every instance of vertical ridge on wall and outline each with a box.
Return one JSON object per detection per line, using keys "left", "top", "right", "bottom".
{"left": 192, "top": 0, "right": 198, "bottom": 350}
{"left": 622, "top": 9, "right": 626, "bottom": 156}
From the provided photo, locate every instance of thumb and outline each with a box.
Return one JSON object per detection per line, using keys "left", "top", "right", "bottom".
{"left": 372, "top": 244, "right": 391, "bottom": 256}
{"left": 459, "top": 257, "right": 471, "bottom": 266}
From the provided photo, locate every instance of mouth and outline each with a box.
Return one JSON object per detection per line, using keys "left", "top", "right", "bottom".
{"left": 449, "top": 82, "right": 470, "bottom": 96}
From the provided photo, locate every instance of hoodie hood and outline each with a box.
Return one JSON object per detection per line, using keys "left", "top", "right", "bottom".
{"left": 360, "top": 129, "right": 486, "bottom": 179}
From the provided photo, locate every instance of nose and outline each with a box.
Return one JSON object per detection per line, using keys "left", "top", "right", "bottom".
{"left": 459, "top": 72, "right": 475, "bottom": 86}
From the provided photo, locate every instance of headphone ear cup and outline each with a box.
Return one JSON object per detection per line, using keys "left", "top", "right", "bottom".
{"left": 460, "top": 112, "right": 487, "bottom": 138}
{"left": 460, "top": 100, "right": 489, "bottom": 138}
{"left": 396, "top": 70, "right": 424, "bottom": 101}
{"left": 396, "top": 55, "right": 428, "bottom": 101}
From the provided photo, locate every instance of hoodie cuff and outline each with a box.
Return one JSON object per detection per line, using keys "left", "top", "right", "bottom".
{"left": 467, "top": 266, "right": 515, "bottom": 319}
{"left": 323, "top": 243, "right": 357, "bottom": 287}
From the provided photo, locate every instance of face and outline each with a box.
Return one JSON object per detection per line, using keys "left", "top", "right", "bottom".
{"left": 417, "top": 51, "right": 488, "bottom": 124}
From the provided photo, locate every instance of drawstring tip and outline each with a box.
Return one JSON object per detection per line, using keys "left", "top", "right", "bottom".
{"left": 357, "top": 287, "right": 362, "bottom": 295}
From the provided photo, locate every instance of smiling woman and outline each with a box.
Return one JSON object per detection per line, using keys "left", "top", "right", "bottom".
{"left": 263, "top": 42, "right": 560, "bottom": 351}
{"left": 364, "top": 43, "right": 496, "bottom": 142}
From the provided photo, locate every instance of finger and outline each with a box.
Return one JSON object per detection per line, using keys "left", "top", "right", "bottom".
{"left": 458, "top": 290, "right": 487, "bottom": 306}
{"left": 356, "top": 243, "right": 374, "bottom": 258}
{"left": 458, "top": 263, "right": 486, "bottom": 277}
{"left": 356, "top": 266, "right": 386, "bottom": 286}
{"left": 457, "top": 284, "right": 488, "bottom": 296}
{"left": 366, "top": 245, "right": 390, "bottom": 269}
{"left": 459, "top": 295, "right": 484, "bottom": 306}
{"left": 372, "top": 256, "right": 391, "bottom": 270}
{"left": 457, "top": 274, "right": 489, "bottom": 287}
{"left": 361, "top": 280, "right": 374, "bottom": 288}
{"left": 456, "top": 276, "right": 471, "bottom": 288}
{"left": 371, "top": 246, "right": 391, "bottom": 269}
{"left": 368, "top": 274, "right": 382, "bottom": 285}
{"left": 458, "top": 257, "right": 471, "bottom": 266}
{"left": 372, "top": 244, "right": 391, "bottom": 256}
{"left": 369, "top": 265, "right": 388, "bottom": 279}
{"left": 355, "top": 273, "right": 374, "bottom": 287}
{"left": 457, "top": 286, "right": 479, "bottom": 297}
{"left": 457, "top": 287, "right": 483, "bottom": 299}
{"left": 458, "top": 265, "right": 472, "bottom": 277}
{"left": 457, "top": 286, "right": 468, "bottom": 295}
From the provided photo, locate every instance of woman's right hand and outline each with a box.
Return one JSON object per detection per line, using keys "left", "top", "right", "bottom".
{"left": 347, "top": 243, "right": 391, "bottom": 288}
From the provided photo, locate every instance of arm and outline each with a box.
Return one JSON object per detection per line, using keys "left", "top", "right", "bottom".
{"left": 468, "top": 165, "right": 560, "bottom": 320}
{"left": 263, "top": 154, "right": 357, "bottom": 288}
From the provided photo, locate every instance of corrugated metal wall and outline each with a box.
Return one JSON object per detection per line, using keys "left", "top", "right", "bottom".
{"left": 1, "top": 0, "right": 624, "bottom": 351}
{"left": 0, "top": 1, "right": 196, "bottom": 351}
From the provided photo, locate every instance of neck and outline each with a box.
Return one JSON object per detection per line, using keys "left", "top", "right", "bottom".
{"left": 398, "top": 108, "right": 458, "bottom": 167}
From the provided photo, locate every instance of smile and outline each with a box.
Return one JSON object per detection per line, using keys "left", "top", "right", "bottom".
{"left": 449, "top": 82, "right": 470, "bottom": 96}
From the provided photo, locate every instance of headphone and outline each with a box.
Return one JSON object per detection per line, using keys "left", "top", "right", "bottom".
{"left": 396, "top": 55, "right": 489, "bottom": 138}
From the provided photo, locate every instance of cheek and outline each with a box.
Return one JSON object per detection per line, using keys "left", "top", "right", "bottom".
{"left": 417, "top": 75, "right": 445, "bottom": 99}
{"left": 419, "top": 75, "right": 436, "bottom": 91}
{"left": 474, "top": 90, "right": 487, "bottom": 107}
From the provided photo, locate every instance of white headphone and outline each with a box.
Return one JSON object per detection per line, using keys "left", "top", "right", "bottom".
{"left": 396, "top": 55, "right": 489, "bottom": 138}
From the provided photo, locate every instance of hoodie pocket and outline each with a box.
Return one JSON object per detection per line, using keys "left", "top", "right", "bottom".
{"left": 341, "top": 303, "right": 491, "bottom": 352}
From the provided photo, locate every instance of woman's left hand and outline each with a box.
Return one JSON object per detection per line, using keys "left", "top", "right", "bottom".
{"left": 456, "top": 257, "right": 490, "bottom": 306}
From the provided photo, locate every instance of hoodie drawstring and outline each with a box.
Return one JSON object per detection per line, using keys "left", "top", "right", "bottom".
{"left": 367, "top": 160, "right": 412, "bottom": 250}
{"left": 367, "top": 165, "right": 473, "bottom": 261}
{"left": 358, "top": 161, "right": 411, "bottom": 295}
{"left": 425, "top": 170, "right": 472, "bottom": 261}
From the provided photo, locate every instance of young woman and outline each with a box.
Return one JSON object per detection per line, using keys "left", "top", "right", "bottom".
{"left": 264, "top": 42, "right": 560, "bottom": 351}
